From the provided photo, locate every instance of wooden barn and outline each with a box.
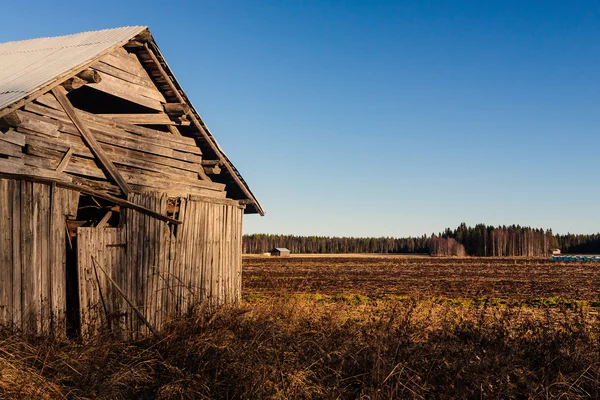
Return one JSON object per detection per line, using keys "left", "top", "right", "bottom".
{"left": 270, "top": 248, "right": 291, "bottom": 257}
{"left": 0, "top": 26, "right": 263, "bottom": 338}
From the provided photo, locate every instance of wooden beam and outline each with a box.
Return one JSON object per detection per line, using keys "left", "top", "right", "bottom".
{"left": 95, "top": 211, "right": 113, "bottom": 229}
{"left": 0, "top": 169, "right": 181, "bottom": 224}
{"left": 163, "top": 103, "right": 190, "bottom": 116}
{"left": 52, "top": 86, "right": 133, "bottom": 196}
{"left": 167, "top": 125, "right": 181, "bottom": 136}
{"left": 96, "top": 113, "right": 175, "bottom": 125}
{"left": 0, "top": 158, "right": 71, "bottom": 182}
{"left": 62, "top": 76, "right": 88, "bottom": 91}
{"left": 0, "top": 112, "right": 21, "bottom": 127}
{"left": 197, "top": 167, "right": 211, "bottom": 182}
{"left": 176, "top": 114, "right": 191, "bottom": 126}
{"left": 203, "top": 164, "right": 221, "bottom": 175}
{"left": 201, "top": 160, "right": 221, "bottom": 166}
{"left": 55, "top": 147, "right": 74, "bottom": 173}
{"left": 0, "top": 128, "right": 25, "bottom": 146}
{"left": 77, "top": 69, "right": 102, "bottom": 84}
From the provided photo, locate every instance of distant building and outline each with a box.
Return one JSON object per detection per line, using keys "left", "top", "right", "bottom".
{"left": 552, "top": 249, "right": 561, "bottom": 255}
{"left": 270, "top": 248, "right": 291, "bottom": 257}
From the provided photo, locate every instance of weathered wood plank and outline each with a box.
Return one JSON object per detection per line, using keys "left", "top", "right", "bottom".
{"left": 0, "top": 129, "right": 26, "bottom": 146}
{"left": 0, "top": 180, "right": 12, "bottom": 324}
{"left": 0, "top": 158, "right": 71, "bottom": 183}
{"left": 11, "top": 180, "right": 22, "bottom": 329}
{"left": 87, "top": 71, "right": 165, "bottom": 110}
{"left": 97, "top": 113, "right": 175, "bottom": 125}
{"left": 100, "top": 47, "right": 155, "bottom": 81}
{"left": 0, "top": 140, "right": 23, "bottom": 158}
{"left": 52, "top": 86, "right": 133, "bottom": 196}
{"left": 32, "top": 95, "right": 198, "bottom": 147}
{"left": 37, "top": 184, "right": 50, "bottom": 334}
{"left": 90, "top": 60, "right": 156, "bottom": 90}
{"left": 14, "top": 110, "right": 59, "bottom": 138}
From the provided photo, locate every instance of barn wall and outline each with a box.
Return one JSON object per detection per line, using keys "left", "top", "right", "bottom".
{"left": 0, "top": 178, "right": 77, "bottom": 335}
{"left": 77, "top": 192, "right": 244, "bottom": 338}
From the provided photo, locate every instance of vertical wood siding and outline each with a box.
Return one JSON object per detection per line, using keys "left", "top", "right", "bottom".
{"left": 77, "top": 192, "right": 244, "bottom": 338}
{"left": 0, "top": 178, "right": 75, "bottom": 335}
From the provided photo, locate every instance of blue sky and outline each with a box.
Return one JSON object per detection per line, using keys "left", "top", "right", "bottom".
{"left": 2, "top": 1, "right": 600, "bottom": 236}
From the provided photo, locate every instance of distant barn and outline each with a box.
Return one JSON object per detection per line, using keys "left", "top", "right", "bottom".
{"left": 271, "top": 248, "right": 291, "bottom": 257}
{"left": 0, "top": 26, "right": 264, "bottom": 338}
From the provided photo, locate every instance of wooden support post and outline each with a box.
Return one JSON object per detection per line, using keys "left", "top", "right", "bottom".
{"left": 52, "top": 86, "right": 134, "bottom": 196}
{"left": 55, "top": 147, "right": 74, "bottom": 172}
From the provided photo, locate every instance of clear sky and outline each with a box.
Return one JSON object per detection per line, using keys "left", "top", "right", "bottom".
{"left": 2, "top": 1, "right": 599, "bottom": 237}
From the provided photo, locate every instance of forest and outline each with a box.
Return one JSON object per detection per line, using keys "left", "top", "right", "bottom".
{"left": 243, "top": 223, "right": 600, "bottom": 256}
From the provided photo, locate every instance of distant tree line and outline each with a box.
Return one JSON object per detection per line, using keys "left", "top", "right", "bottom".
{"left": 243, "top": 224, "right": 600, "bottom": 256}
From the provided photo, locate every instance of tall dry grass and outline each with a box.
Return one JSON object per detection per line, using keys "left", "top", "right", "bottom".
{"left": 1, "top": 299, "right": 600, "bottom": 399}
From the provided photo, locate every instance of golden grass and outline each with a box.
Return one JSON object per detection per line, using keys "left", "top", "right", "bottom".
{"left": 2, "top": 298, "right": 600, "bottom": 399}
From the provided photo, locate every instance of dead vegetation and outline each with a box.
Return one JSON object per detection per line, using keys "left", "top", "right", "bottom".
{"left": 1, "top": 298, "right": 600, "bottom": 399}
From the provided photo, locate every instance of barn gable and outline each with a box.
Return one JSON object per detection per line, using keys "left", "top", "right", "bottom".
{"left": 0, "top": 27, "right": 262, "bottom": 338}
{"left": 0, "top": 26, "right": 263, "bottom": 215}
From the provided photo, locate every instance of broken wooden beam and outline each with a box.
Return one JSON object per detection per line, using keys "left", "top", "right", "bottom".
{"left": 62, "top": 76, "right": 88, "bottom": 91}
{"left": 52, "top": 86, "right": 134, "bottom": 196}
{"left": 163, "top": 103, "right": 190, "bottom": 116}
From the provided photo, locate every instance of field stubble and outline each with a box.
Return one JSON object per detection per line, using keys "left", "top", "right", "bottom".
{"left": 2, "top": 256, "right": 600, "bottom": 399}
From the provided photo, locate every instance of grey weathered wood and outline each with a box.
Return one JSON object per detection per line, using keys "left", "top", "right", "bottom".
{"left": 87, "top": 71, "right": 165, "bottom": 110}
{"left": 52, "top": 85, "right": 133, "bottom": 196}
{"left": 92, "top": 255, "right": 162, "bottom": 339}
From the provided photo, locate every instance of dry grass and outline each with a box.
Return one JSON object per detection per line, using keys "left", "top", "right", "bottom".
{"left": 2, "top": 299, "right": 600, "bottom": 399}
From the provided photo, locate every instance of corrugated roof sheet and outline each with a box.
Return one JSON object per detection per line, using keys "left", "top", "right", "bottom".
{"left": 0, "top": 26, "right": 146, "bottom": 111}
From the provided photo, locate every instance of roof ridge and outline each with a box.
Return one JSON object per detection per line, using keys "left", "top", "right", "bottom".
{"left": 0, "top": 26, "right": 147, "bottom": 46}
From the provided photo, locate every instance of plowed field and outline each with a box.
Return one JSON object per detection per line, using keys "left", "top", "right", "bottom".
{"left": 243, "top": 256, "right": 600, "bottom": 300}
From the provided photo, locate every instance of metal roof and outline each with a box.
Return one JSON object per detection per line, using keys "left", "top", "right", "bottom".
{"left": 0, "top": 26, "right": 146, "bottom": 111}
{"left": 272, "top": 248, "right": 290, "bottom": 252}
